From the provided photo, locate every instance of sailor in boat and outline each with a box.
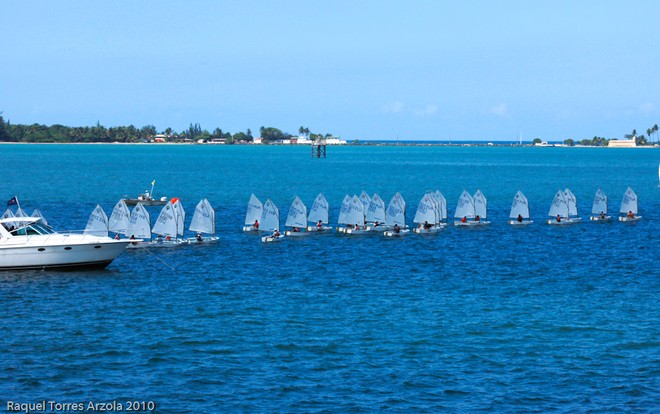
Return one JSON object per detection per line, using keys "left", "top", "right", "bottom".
{"left": 517, "top": 214, "right": 523, "bottom": 223}
{"left": 374, "top": 221, "right": 380, "bottom": 227}
{"left": 600, "top": 212, "right": 606, "bottom": 220}
{"left": 195, "top": 232, "right": 203, "bottom": 242}
{"left": 316, "top": 220, "right": 323, "bottom": 229}
{"left": 165, "top": 235, "right": 171, "bottom": 241}
{"left": 272, "top": 229, "right": 280, "bottom": 238}
{"left": 355, "top": 224, "right": 360, "bottom": 230}
{"left": 556, "top": 215, "right": 561, "bottom": 222}
{"left": 393, "top": 224, "right": 401, "bottom": 234}
{"left": 156, "top": 235, "right": 163, "bottom": 243}
{"left": 293, "top": 226, "right": 300, "bottom": 232}
{"left": 461, "top": 217, "right": 467, "bottom": 223}
{"left": 627, "top": 211, "right": 635, "bottom": 219}
{"left": 475, "top": 215, "right": 481, "bottom": 223}
{"left": 254, "top": 220, "right": 259, "bottom": 229}
{"left": 114, "top": 234, "right": 120, "bottom": 240}
{"left": 423, "top": 221, "right": 432, "bottom": 230}
{"left": 129, "top": 234, "right": 137, "bottom": 245}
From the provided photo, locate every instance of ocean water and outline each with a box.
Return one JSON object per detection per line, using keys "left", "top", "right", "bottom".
{"left": 0, "top": 144, "right": 658, "bottom": 413}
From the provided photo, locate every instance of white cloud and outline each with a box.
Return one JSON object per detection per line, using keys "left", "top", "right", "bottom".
{"left": 414, "top": 104, "right": 438, "bottom": 117}
{"left": 382, "top": 101, "right": 404, "bottom": 114}
{"left": 491, "top": 103, "right": 507, "bottom": 116}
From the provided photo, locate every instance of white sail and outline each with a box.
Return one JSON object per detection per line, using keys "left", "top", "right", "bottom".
{"left": 244, "top": 194, "right": 263, "bottom": 226}
{"left": 413, "top": 193, "right": 437, "bottom": 224}
{"left": 109, "top": 199, "right": 131, "bottom": 235}
{"left": 31, "top": 209, "right": 48, "bottom": 226}
{"left": 348, "top": 195, "right": 366, "bottom": 226}
{"left": 548, "top": 190, "right": 568, "bottom": 218}
{"left": 564, "top": 189, "right": 578, "bottom": 217}
{"left": 285, "top": 196, "right": 307, "bottom": 228}
{"left": 619, "top": 187, "right": 638, "bottom": 214}
{"left": 509, "top": 191, "right": 530, "bottom": 219}
{"left": 260, "top": 199, "right": 280, "bottom": 231}
{"left": 337, "top": 195, "right": 353, "bottom": 225}
{"left": 84, "top": 204, "right": 109, "bottom": 237}
{"left": 359, "top": 191, "right": 371, "bottom": 212}
{"left": 454, "top": 190, "right": 475, "bottom": 219}
{"left": 152, "top": 202, "right": 178, "bottom": 237}
{"left": 473, "top": 189, "right": 488, "bottom": 219}
{"left": 385, "top": 194, "right": 406, "bottom": 226}
{"left": 591, "top": 189, "right": 608, "bottom": 215}
{"left": 189, "top": 199, "right": 215, "bottom": 235}
{"left": 435, "top": 191, "right": 447, "bottom": 221}
{"left": 172, "top": 199, "right": 186, "bottom": 236}
{"left": 366, "top": 193, "right": 386, "bottom": 223}
{"left": 127, "top": 203, "right": 151, "bottom": 239}
{"left": 2, "top": 208, "right": 14, "bottom": 220}
{"left": 307, "top": 193, "right": 329, "bottom": 224}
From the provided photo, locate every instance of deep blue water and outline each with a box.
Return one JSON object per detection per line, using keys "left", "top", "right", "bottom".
{"left": 1, "top": 144, "right": 658, "bottom": 413}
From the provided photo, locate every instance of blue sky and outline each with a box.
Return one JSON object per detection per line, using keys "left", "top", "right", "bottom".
{"left": 2, "top": 1, "right": 659, "bottom": 141}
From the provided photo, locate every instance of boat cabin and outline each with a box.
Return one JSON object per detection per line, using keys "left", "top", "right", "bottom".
{"left": 0, "top": 217, "right": 53, "bottom": 238}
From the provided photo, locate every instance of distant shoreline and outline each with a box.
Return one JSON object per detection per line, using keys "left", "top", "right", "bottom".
{"left": 0, "top": 141, "right": 657, "bottom": 148}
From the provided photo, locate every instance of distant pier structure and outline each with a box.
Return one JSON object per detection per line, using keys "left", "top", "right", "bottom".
{"left": 312, "top": 139, "right": 326, "bottom": 158}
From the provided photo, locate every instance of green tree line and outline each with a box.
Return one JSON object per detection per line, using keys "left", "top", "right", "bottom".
{"left": 0, "top": 116, "right": 259, "bottom": 144}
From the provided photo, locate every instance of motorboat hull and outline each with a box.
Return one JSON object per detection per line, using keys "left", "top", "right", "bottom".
{"left": 0, "top": 238, "right": 131, "bottom": 270}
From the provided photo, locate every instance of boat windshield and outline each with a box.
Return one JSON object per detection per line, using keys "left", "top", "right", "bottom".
{"left": 10, "top": 222, "right": 56, "bottom": 236}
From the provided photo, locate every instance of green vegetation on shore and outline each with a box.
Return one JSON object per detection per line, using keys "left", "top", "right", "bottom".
{"left": 0, "top": 114, "right": 337, "bottom": 144}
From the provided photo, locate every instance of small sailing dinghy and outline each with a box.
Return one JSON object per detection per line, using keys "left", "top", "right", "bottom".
{"left": 186, "top": 199, "right": 218, "bottom": 243}
{"left": 284, "top": 196, "right": 309, "bottom": 237}
{"left": 563, "top": 188, "right": 581, "bottom": 223}
{"left": 306, "top": 193, "right": 332, "bottom": 232}
{"left": 589, "top": 189, "right": 611, "bottom": 222}
{"left": 343, "top": 195, "right": 369, "bottom": 234}
{"left": 508, "top": 191, "right": 533, "bottom": 226}
{"left": 365, "top": 193, "right": 387, "bottom": 231}
{"left": 243, "top": 194, "right": 264, "bottom": 232}
{"left": 618, "top": 187, "right": 641, "bottom": 222}
{"left": 108, "top": 199, "right": 131, "bottom": 239}
{"left": 126, "top": 203, "right": 151, "bottom": 247}
{"left": 261, "top": 199, "right": 284, "bottom": 242}
{"left": 384, "top": 192, "right": 410, "bottom": 236}
{"left": 546, "top": 190, "right": 579, "bottom": 225}
{"left": 454, "top": 190, "right": 489, "bottom": 226}
{"left": 147, "top": 200, "right": 186, "bottom": 247}
{"left": 413, "top": 192, "right": 444, "bottom": 234}
{"left": 84, "top": 204, "right": 109, "bottom": 237}
{"left": 434, "top": 190, "right": 448, "bottom": 225}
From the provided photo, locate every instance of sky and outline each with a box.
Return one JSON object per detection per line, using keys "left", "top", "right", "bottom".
{"left": 2, "top": 1, "right": 660, "bottom": 141}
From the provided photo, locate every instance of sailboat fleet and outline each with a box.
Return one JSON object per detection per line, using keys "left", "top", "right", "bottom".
{"left": 84, "top": 197, "right": 218, "bottom": 247}
{"left": 244, "top": 187, "right": 644, "bottom": 242}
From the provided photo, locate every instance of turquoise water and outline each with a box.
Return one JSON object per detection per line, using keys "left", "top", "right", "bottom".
{"left": 1, "top": 144, "right": 658, "bottom": 412}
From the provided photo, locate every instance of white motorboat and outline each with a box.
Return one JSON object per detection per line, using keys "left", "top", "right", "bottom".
{"left": 0, "top": 217, "right": 131, "bottom": 270}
